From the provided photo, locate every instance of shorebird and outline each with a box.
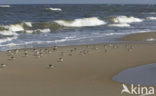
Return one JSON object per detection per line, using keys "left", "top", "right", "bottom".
{"left": 44, "top": 48, "right": 48, "bottom": 51}
{"left": 24, "top": 53, "right": 28, "bottom": 57}
{"left": 40, "top": 49, "right": 44, "bottom": 53}
{"left": 79, "top": 51, "right": 83, "bottom": 55}
{"left": 33, "top": 48, "right": 37, "bottom": 52}
{"left": 7, "top": 50, "right": 13, "bottom": 56}
{"left": 95, "top": 47, "right": 99, "bottom": 50}
{"left": 70, "top": 49, "right": 73, "bottom": 53}
{"left": 48, "top": 50, "right": 52, "bottom": 54}
{"left": 104, "top": 45, "right": 107, "bottom": 49}
{"left": 7, "top": 50, "right": 11, "bottom": 53}
{"left": 57, "top": 58, "right": 63, "bottom": 63}
{"left": 83, "top": 50, "right": 88, "bottom": 54}
{"left": 48, "top": 64, "right": 55, "bottom": 69}
{"left": 74, "top": 48, "right": 77, "bottom": 51}
{"left": 0, "top": 64, "right": 6, "bottom": 68}
{"left": 40, "top": 53, "right": 43, "bottom": 57}
{"left": 128, "top": 48, "right": 132, "bottom": 52}
{"left": 108, "top": 43, "right": 113, "bottom": 47}
{"left": 14, "top": 49, "right": 19, "bottom": 54}
{"left": 24, "top": 50, "right": 28, "bottom": 56}
{"left": 36, "top": 51, "right": 40, "bottom": 55}
{"left": 129, "top": 45, "right": 135, "bottom": 49}
{"left": 10, "top": 56, "right": 16, "bottom": 60}
{"left": 34, "top": 51, "right": 41, "bottom": 58}
{"left": 53, "top": 46, "right": 58, "bottom": 51}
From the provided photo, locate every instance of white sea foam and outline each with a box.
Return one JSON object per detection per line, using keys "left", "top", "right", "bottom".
{"left": 108, "top": 23, "right": 130, "bottom": 27}
{"left": 46, "top": 8, "right": 62, "bottom": 11}
{"left": 37, "top": 28, "right": 51, "bottom": 33}
{"left": 25, "top": 28, "right": 51, "bottom": 33}
{"left": 0, "top": 30, "right": 19, "bottom": 44}
{"left": 0, "top": 5, "right": 10, "bottom": 8}
{"left": 111, "top": 16, "right": 143, "bottom": 24}
{"left": 4, "top": 24, "right": 24, "bottom": 32}
{"left": 24, "top": 30, "right": 34, "bottom": 34}
{"left": 23, "top": 22, "right": 32, "bottom": 27}
{"left": 5, "top": 43, "right": 18, "bottom": 46}
{"left": 0, "top": 31, "right": 18, "bottom": 36}
{"left": 1, "top": 22, "right": 32, "bottom": 32}
{"left": 0, "top": 36, "right": 18, "bottom": 44}
{"left": 146, "top": 17, "right": 156, "bottom": 20}
{"left": 23, "top": 36, "right": 76, "bottom": 45}
{"left": 54, "top": 17, "right": 106, "bottom": 27}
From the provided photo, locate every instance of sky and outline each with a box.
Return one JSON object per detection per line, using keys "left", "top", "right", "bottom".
{"left": 0, "top": 0, "right": 156, "bottom": 4}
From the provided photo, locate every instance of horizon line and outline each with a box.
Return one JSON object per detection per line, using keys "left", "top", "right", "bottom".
{"left": 1, "top": 3, "right": 156, "bottom": 5}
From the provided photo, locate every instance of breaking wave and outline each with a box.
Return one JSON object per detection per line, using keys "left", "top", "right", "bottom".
{"left": 146, "top": 17, "right": 156, "bottom": 20}
{"left": 109, "top": 16, "right": 143, "bottom": 24}
{"left": 0, "top": 36, "right": 17, "bottom": 44}
{"left": 108, "top": 23, "right": 130, "bottom": 27}
{"left": 0, "top": 31, "right": 18, "bottom": 36}
{"left": 54, "top": 17, "right": 106, "bottom": 27}
{"left": 0, "top": 5, "right": 10, "bottom": 8}
{"left": 0, "top": 17, "right": 107, "bottom": 35}
{"left": 1, "top": 22, "right": 32, "bottom": 32}
{"left": 0, "top": 22, "right": 33, "bottom": 44}
{"left": 24, "top": 36, "right": 76, "bottom": 45}
{"left": 45, "top": 8, "right": 62, "bottom": 11}
{"left": 0, "top": 16, "right": 146, "bottom": 44}
{"left": 24, "top": 28, "right": 51, "bottom": 34}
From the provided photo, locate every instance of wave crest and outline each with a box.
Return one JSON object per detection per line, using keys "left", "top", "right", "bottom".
{"left": 146, "top": 17, "right": 156, "bottom": 20}
{"left": 109, "top": 16, "right": 143, "bottom": 24}
{"left": 45, "top": 8, "right": 62, "bottom": 11}
{"left": 108, "top": 23, "right": 130, "bottom": 27}
{"left": 54, "top": 17, "right": 106, "bottom": 27}
{"left": 23, "top": 28, "right": 51, "bottom": 34}
{"left": 0, "top": 5, "right": 10, "bottom": 8}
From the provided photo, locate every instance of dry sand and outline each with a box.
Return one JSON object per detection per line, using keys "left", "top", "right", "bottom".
{"left": 0, "top": 43, "right": 156, "bottom": 96}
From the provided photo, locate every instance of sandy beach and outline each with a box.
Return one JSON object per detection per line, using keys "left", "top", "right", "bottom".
{"left": 0, "top": 42, "right": 155, "bottom": 96}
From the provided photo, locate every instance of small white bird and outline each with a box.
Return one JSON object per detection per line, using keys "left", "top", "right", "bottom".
{"left": 0, "top": 64, "right": 6, "bottom": 68}
{"left": 48, "top": 64, "right": 55, "bottom": 69}
{"left": 57, "top": 58, "right": 63, "bottom": 62}
{"left": 53, "top": 46, "right": 58, "bottom": 51}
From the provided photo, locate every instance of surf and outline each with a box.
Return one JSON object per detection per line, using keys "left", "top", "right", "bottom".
{"left": 45, "top": 8, "right": 62, "bottom": 11}
{"left": 109, "top": 16, "right": 143, "bottom": 24}
{"left": 0, "top": 5, "right": 10, "bottom": 8}
{"left": 54, "top": 17, "right": 106, "bottom": 27}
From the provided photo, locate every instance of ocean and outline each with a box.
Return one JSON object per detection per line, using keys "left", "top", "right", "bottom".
{"left": 0, "top": 4, "right": 156, "bottom": 51}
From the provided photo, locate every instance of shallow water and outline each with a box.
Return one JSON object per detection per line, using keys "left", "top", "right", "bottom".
{"left": 113, "top": 63, "right": 156, "bottom": 86}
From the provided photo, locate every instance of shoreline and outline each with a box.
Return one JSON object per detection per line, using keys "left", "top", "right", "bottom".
{"left": 120, "top": 31, "right": 156, "bottom": 41}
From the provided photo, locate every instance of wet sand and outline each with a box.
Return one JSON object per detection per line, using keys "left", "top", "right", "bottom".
{"left": 120, "top": 32, "right": 156, "bottom": 41}
{"left": 0, "top": 43, "right": 156, "bottom": 96}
